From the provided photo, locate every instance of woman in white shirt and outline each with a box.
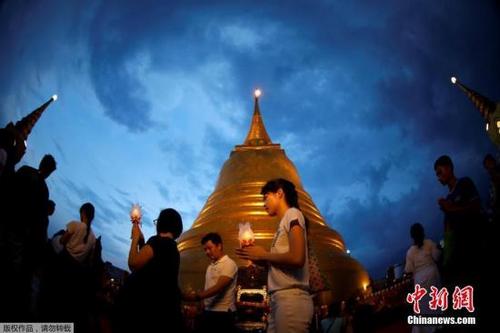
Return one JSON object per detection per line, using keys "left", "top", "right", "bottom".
{"left": 237, "top": 178, "right": 313, "bottom": 333}
{"left": 405, "top": 223, "right": 441, "bottom": 333}
{"left": 60, "top": 202, "right": 96, "bottom": 263}
{"left": 42, "top": 203, "right": 96, "bottom": 327}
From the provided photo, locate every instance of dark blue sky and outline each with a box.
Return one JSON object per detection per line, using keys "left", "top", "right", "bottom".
{"left": 1, "top": 0, "right": 499, "bottom": 278}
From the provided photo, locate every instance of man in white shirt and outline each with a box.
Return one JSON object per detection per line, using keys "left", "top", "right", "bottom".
{"left": 186, "top": 232, "right": 238, "bottom": 333}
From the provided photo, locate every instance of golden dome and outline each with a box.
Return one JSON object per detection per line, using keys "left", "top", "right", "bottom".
{"left": 178, "top": 93, "right": 369, "bottom": 302}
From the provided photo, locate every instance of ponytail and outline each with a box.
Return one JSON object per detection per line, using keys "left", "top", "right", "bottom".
{"left": 80, "top": 202, "right": 95, "bottom": 244}
{"left": 410, "top": 223, "right": 425, "bottom": 248}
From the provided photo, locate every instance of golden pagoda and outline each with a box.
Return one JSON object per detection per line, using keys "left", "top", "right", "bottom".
{"left": 178, "top": 90, "right": 369, "bottom": 302}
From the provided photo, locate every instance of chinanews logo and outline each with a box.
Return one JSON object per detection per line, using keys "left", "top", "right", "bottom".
{"left": 406, "top": 284, "right": 477, "bottom": 327}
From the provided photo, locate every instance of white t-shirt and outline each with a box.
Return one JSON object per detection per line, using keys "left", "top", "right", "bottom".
{"left": 405, "top": 239, "right": 441, "bottom": 274}
{"left": 65, "top": 221, "right": 96, "bottom": 263}
{"left": 405, "top": 239, "right": 441, "bottom": 288}
{"left": 204, "top": 254, "right": 238, "bottom": 312}
{"left": 268, "top": 207, "right": 309, "bottom": 293}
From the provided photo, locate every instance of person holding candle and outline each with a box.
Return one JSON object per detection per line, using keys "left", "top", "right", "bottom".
{"left": 38, "top": 202, "right": 98, "bottom": 329}
{"left": 185, "top": 232, "right": 238, "bottom": 333}
{"left": 114, "top": 208, "right": 184, "bottom": 333}
{"left": 236, "top": 178, "right": 313, "bottom": 333}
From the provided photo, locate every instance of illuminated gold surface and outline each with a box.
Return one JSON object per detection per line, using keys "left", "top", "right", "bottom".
{"left": 178, "top": 96, "right": 370, "bottom": 302}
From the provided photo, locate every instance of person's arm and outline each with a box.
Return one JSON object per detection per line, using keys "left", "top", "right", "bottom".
{"left": 128, "top": 244, "right": 153, "bottom": 272}
{"left": 59, "top": 231, "right": 73, "bottom": 246}
{"left": 128, "top": 224, "right": 153, "bottom": 271}
{"left": 439, "top": 198, "right": 481, "bottom": 214}
{"left": 439, "top": 178, "right": 482, "bottom": 214}
{"left": 404, "top": 251, "right": 414, "bottom": 276}
{"left": 236, "top": 222, "right": 306, "bottom": 268}
{"left": 59, "top": 222, "right": 76, "bottom": 246}
{"left": 431, "top": 241, "right": 441, "bottom": 263}
{"left": 197, "top": 276, "right": 234, "bottom": 300}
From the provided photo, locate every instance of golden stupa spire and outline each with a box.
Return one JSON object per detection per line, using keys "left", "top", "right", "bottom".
{"left": 14, "top": 94, "right": 58, "bottom": 140}
{"left": 242, "top": 89, "right": 273, "bottom": 146}
{"left": 450, "top": 76, "right": 500, "bottom": 147}
{"left": 451, "top": 76, "right": 495, "bottom": 119}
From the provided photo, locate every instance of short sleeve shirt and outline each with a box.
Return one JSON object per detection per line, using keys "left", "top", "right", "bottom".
{"left": 144, "top": 235, "right": 181, "bottom": 292}
{"left": 268, "top": 207, "right": 309, "bottom": 293}
{"left": 65, "top": 221, "right": 96, "bottom": 263}
{"left": 444, "top": 177, "right": 480, "bottom": 232}
{"left": 204, "top": 254, "right": 238, "bottom": 311}
{"left": 405, "top": 239, "right": 440, "bottom": 273}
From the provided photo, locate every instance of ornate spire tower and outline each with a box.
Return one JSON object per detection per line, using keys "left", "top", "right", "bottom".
{"left": 0, "top": 95, "right": 58, "bottom": 174}
{"left": 451, "top": 76, "right": 500, "bottom": 147}
{"left": 178, "top": 90, "right": 369, "bottom": 301}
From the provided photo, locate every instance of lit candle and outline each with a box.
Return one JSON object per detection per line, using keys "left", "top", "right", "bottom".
{"left": 242, "top": 230, "right": 252, "bottom": 241}
{"left": 130, "top": 203, "right": 142, "bottom": 224}
{"left": 239, "top": 222, "right": 255, "bottom": 248}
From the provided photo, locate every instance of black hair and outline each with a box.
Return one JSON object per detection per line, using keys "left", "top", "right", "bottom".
{"left": 261, "top": 178, "right": 311, "bottom": 232}
{"left": 201, "top": 232, "right": 223, "bottom": 246}
{"left": 39, "top": 154, "right": 56, "bottom": 172}
{"left": 80, "top": 202, "right": 95, "bottom": 244}
{"left": 156, "top": 208, "right": 183, "bottom": 239}
{"left": 410, "top": 223, "right": 425, "bottom": 248}
{"left": 483, "top": 153, "right": 496, "bottom": 165}
{"left": 47, "top": 200, "right": 56, "bottom": 216}
{"left": 434, "top": 155, "right": 453, "bottom": 171}
{"left": 260, "top": 178, "right": 299, "bottom": 209}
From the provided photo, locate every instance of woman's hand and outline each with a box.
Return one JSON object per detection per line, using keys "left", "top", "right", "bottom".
{"left": 235, "top": 245, "right": 268, "bottom": 261}
{"left": 130, "top": 215, "right": 141, "bottom": 224}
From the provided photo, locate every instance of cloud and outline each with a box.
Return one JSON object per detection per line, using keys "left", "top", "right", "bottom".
{"left": 1, "top": 0, "right": 499, "bottom": 276}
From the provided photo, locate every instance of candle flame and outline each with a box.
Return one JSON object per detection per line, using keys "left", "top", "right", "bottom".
{"left": 130, "top": 203, "right": 142, "bottom": 222}
{"left": 239, "top": 222, "right": 255, "bottom": 247}
{"left": 242, "top": 230, "right": 252, "bottom": 240}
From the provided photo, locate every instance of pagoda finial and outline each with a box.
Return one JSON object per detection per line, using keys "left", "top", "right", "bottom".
{"left": 450, "top": 76, "right": 500, "bottom": 147}
{"left": 242, "top": 89, "right": 273, "bottom": 146}
{"left": 14, "top": 94, "right": 57, "bottom": 140}
{"left": 451, "top": 76, "right": 495, "bottom": 119}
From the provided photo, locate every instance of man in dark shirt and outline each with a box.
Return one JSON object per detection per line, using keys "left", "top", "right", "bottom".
{"left": 1, "top": 154, "right": 56, "bottom": 320}
{"left": 14, "top": 154, "right": 57, "bottom": 268}
{"left": 434, "top": 155, "right": 482, "bottom": 288}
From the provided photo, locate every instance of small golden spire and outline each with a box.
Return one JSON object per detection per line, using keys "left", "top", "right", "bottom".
{"left": 451, "top": 76, "right": 495, "bottom": 119}
{"left": 242, "top": 89, "right": 273, "bottom": 146}
{"left": 14, "top": 94, "right": 58, "bottom": 140}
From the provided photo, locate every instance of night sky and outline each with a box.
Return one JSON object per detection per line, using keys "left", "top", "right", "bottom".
{"left": 1, "top": 0, "right": 499, "bottom": 278}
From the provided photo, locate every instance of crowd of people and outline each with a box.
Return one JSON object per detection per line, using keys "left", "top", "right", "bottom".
{"left": 0, "top": 128, "right": 496, "bottom": 333}
{"left": 0, "top": 157, "right": 316, "bottom": 333}
{"left": 114, "top": 178, "right": 314, "bottom": 333}
{"left": 401, "top": 154, "right": 497, "bottom": 333}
